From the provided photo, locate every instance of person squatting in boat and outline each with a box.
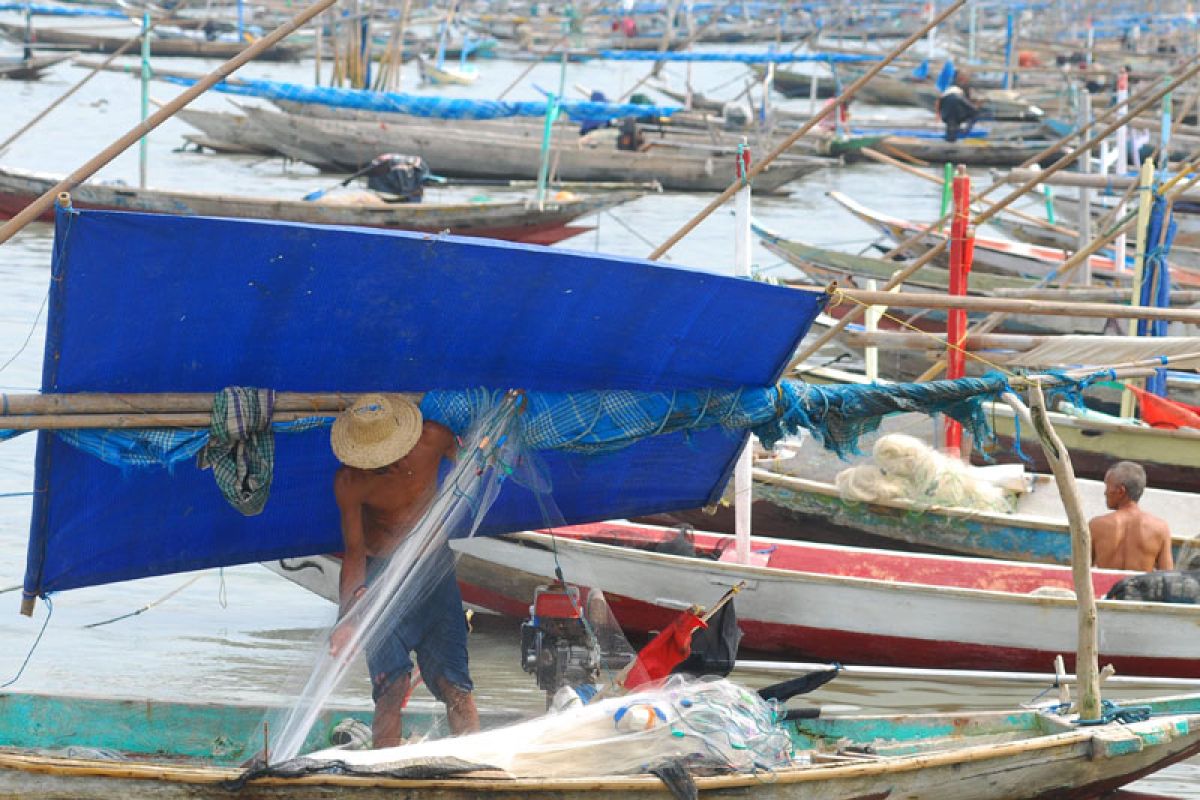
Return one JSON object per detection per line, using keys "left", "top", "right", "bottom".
{"left": 329, "top": 394, "right": 480, "bottom": 747}
{"left": 1089, "top": 461, "right": 1173, "bottom": 573}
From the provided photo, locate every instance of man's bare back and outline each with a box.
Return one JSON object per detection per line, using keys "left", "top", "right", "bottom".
{"left": 1089, "top": 462, "right": 1173, "bottom": 573}
{"left": 1090, "top": 507, "right": 1173, "bottom": 572}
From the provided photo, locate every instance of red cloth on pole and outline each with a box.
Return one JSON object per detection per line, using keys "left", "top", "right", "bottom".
{"left": 622, "top": 610, "right": 707, "bottom": 690}
{"left": 1127, "top": 385, "right": 1200, "bottom": 429}
{"left": 944, "top": 169, "right": 973, "bottom": 453}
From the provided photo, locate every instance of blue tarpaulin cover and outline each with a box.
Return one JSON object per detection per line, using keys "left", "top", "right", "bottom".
{"left": 160, "top": 76, "right": 682, "bottom": 123}
{"left": 24, "top": 208, "right": 823, "bottom": 596}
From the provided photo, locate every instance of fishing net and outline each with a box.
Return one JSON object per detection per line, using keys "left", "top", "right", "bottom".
{"left": 835, "top": 433, "right": 1018, "bottom": 513}
{"left": 292, "top": 676, "right": 792, "bottom": 779}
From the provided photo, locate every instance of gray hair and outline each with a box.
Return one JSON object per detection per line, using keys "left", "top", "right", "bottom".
{"left": 1106, "top": 461, "right": 1147, "bottom": 502}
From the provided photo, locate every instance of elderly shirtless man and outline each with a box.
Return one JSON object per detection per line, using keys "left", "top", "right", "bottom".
{"left": 1089, "top": 461, "right": 1173, "bottom": 573}
{"left": 329, "top": 394, "right": 479, "bottom": 748}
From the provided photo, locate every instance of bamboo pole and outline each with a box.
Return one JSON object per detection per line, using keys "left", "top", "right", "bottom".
{"left": 865, "top": 149, "right": 1078, "bottom": 238}
{"left": 810, "top": 287, "right": 1200, "bottom": 324}
{"left": 0, "top": 25, "right": 159, "bottom": 156}
{"left": 0, "top": 0, "right": 340, "bottom": 249}
{"left": 1003, "top": 386, "right": 1100, "bottom": 722}
{"left": 0, "top": 391, "right": 420, "bottom": 417}
{"left": 788, "top": 60, "right": 1200, "bottom": 373}
{"left": 914, "top": 154, "right": 1200, "bottom": 382}
{"left": 647, "top": 0, "right": 969, "bottom": 262}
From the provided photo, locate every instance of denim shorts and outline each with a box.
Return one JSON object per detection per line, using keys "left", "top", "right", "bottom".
{"left": 363, "top": 550, "right": 473, "bottom": 702}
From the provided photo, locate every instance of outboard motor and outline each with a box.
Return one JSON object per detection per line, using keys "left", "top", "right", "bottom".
{"left": 364, "top": 154, "right": 432, "bottom": 203}
{"left": 520, "top": 583, "right": 602, "bottom": 704}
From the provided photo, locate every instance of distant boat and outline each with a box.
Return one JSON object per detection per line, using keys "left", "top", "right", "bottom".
{"left": 417, "top": 55, "right": 479, "bottom": 86}
{"left": 0, "top": 20, "right": 304, "bottom": 59}
{"left": 241, "top": 106, "right": 826, "bottom": 193}
{"left": 0, "top": 164, "right": 641, "bottom": 245}
{"left": 0, "top": 51, "right": 74, "bottom": 80}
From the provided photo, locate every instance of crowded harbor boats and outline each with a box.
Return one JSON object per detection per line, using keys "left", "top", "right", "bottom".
{"left": 1, "top": 0, "right": 1200, "bottom": 797}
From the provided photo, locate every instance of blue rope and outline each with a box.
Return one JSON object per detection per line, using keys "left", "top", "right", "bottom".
{"left": 0, "top": 595, "right": 52, "bottom": 689}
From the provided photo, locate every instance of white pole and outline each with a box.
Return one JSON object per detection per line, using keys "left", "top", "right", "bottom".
{"left": 865, "top": 278, "right": 880, "bottom": 381}
{"left": 138, "top": 11, "right": 150, "bottom": 190}
{"left": 808, "top": 70, "right": 818, "bottom": 117}
{"left": 734, "top": 144, "right": 753, "bottom": 565}
{"left": 1077, "top": 89, "right": 1093, "bottom": 284}
{"left": 1115, "top": 69, "right": 1129, "bottom": 176}
{"left": 925, "top": 1, "right": 936, "bottom": 60}
{"left": 967, "top": 0, "right": 976, "bottom": 61}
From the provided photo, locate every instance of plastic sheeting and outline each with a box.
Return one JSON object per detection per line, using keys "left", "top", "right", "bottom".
{"left": 159, "top": 76, "right": 682, "bottom": 123}
{"left": 23, "top": 208, "right": 822, "bottom": 597}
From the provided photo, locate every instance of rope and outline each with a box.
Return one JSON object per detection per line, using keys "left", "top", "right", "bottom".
{"left": 83, "top": 572, "right": 206, "bottom": 629}
{"left": 0, "top": 595, "right": 52, "bottom": 689}
{"left": 0, "top": 289, "right": 48, "bottom": 377}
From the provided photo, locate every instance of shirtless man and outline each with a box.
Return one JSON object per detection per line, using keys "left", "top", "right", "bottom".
{"left": 329, "top": 394, "right": 479, "bottom": 748}
{"left": 1089, "top": 461, "right": 1173, "bottom": 572}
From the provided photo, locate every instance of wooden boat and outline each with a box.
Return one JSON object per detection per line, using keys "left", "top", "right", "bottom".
{"left": 176, "top": 107, "right": 279, "bottom": 155}
{"left": 451, "top": 522, "right": 1200, "bottom": 676}
{"left": 0, "top": 21, "right": 304, "bottom": 59}
{"left": 242, "top": 107, "right": 825, "bottom": 194}
{"left": 6, "top": 687, "right": 1200, "bottom": 800}
{"left": 826, "top": 190, "right": 1199, "bottom": 285}
{"left": 0, "top": 164, "right": 640, "bottom": 245}
{"left": 754, "top": 65, "right": 840, "bottom": 99}
{"left": 271, "top": 519, "right": 1200, "bottom": 676}
{"left": 851, "top": 72, "right": 1045, "bottom": 120}
{"left": 745, "top": 456, "right": 1200, "bottom": 568}
{"left": 873, "top": 134, "right": 1061, "bottom": 166}
{"left": 417, "top": 56, "right": 479, "bottom": 86}
{"left": 0, "top": 51, "right": 73, "bottom": 80}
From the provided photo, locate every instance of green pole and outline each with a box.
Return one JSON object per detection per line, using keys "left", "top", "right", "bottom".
{"left": 939, "top": 162, "right": 953, "bottom": 219}
{"left": 139, "top": 11, "right": 151, "bottom": 189}
{"left": 536, "top": 45, "right": 569, "bottom": 208}
{"left": 1043, "top": 185, "right": 1056, "bottom": 225}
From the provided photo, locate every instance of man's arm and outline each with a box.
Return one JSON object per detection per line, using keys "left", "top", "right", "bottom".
{"left": 1156, "top": 522, "right": 1175, "bottom": 571}
{"left": 332, "top": 470, "right": 368, "bottom": 655}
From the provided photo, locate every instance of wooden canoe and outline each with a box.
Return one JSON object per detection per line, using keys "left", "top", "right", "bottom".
{"left": 0, "top": 51, "right": 74, "bottom": 80}
{"left": 451, "top": 522, "right": 1200, "bottom": 677}
{"left": 241, "top": 107, "right": 825, "bottom": 194}
{"left": 874, "top": 135, "right": 1062, "bottom": 167}
{"left": 176, "top": 107, "right": 279, "bottom": 155}
{"left": 0, "top": 164, "right": 639, "bottom": 245}
{"left": 5, "top": 686, "right": 1200, "bottom": 799}
{"left": 0, "top": 21, "right": 304, "bottom": 60}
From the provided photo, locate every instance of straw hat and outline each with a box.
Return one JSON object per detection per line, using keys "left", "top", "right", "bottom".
{"left": 331, "top": 394, "right": 423, "bottom": 469}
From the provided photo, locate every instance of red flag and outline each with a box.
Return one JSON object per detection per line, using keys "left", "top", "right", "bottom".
{"left": 622, "top": 610, "right": 707, "bottom": 690}
{"left": 1127, "top": 385, "right": 1200, "bottom": 430}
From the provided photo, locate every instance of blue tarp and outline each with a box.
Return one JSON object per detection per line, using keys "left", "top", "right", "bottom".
{"left": 0, "top": 3, "right": 126, "bottom": 16}
{"left": 596, "top": 50, "right": 880, "bottom": 63}
{"left": 160, "top": 76, "right": 682, "bottom": 123}
{"left": 24, "top": 208, "right": 823, "bottom": 596}
{"left": 1139, "top": 193, "right": 1175, "bottom": 396}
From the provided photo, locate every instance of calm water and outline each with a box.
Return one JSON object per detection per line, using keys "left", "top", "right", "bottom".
{"left": 0, "top": 33, "right": 1195, "bottom": 795}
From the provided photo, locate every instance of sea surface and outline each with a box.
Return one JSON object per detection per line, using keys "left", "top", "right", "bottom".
{"left": 0, "top": 31, "right": 1195, "bottom": 796}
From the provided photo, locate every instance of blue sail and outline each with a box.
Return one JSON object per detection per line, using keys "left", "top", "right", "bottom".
{"left": 23, "top": 208, "right": 823, "bottom": 597}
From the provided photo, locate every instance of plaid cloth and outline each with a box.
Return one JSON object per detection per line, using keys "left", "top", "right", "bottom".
{"left": 197, "top": 388, "right": 276, "bottom": 515}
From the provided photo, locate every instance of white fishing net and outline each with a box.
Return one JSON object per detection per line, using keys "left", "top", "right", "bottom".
{"left": 835, "top": 433, "right": 1019, "bottom": 513}
{"left": 300, "top": 676, "right": 794, "bottom": 778}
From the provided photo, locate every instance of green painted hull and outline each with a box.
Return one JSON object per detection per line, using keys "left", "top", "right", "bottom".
{"left": 2, "top": 692, "right": 1200, "bottom": 798}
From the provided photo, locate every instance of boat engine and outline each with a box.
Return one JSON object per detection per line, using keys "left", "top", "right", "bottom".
{"left": 520, "top": 583, "right": 601, "bottom": 701}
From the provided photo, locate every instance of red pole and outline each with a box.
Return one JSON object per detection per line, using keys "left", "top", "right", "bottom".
{"left": 944, "top": 165, "right": 973, "bottom": 455}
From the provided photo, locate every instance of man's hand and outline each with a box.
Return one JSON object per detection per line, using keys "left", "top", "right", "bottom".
{"left": 330, "top": 621, "right": 357, "bottom": 658}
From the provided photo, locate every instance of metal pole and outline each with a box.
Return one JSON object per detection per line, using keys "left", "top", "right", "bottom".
{"left": 733, "top": 145, "right": 752, "bottom": 565}
{"left": 1077, "top": 88, "right": 1093, "bottom": 282}
{"left": 944, "top": 165, "right": 972, "bottom": 456}
{"left": 139, "top": 11, "right": 151, "bottom": 190}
